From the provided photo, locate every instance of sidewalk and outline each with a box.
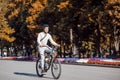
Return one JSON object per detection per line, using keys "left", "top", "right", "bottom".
{"left": 0, "top": 56, "right": 120, "bottom": 68}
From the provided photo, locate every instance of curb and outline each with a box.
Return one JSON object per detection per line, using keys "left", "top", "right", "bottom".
{"left": 75, "top": 63, "right": 120, "bottom": 68}
{"left": 0, "top": 56, "right": 120, "bottom": 68}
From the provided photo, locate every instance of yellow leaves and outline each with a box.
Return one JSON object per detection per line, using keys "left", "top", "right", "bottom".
{"left": 26, "top": 14, "right": 38, "bottom": 24}
{"left": 106, "top": 0, "right": 120, "bottom": 26}
{"left": 0, "top": 0, "right": 8, "bottom": 13}
{"left": 113, "top": 5, "right": 120, "bottom": 10}
{"left": 26, "top": 16, "right": 33, "bottom": 23}
{"left": 32, "top": 14, "right": 38, "bottom": 20}
{"left": 100, "top": 28, "right": 104, "bottom": 33}
{"left": 114, "top": 10, "right": 120, "bottom": 18}
{"left": 0, "top": 26, "right": 15, "bottom": 35}
{"left": 13, "top": 8, "right": 20, "bottom": 16}
{"left": 0, "top": 0, "right": 15, "bottom": 42}
{"left": 108, "top": 10, "right": 113, "bottom": 16}
{"left": 32, "top": 1, "right": 40, "bottom": 9}
{"left": 2, "top": 27, "right": 15, "bottom": 35}
{"left": 0, "top": 26, "right": 15, "bottom": 42}
{"left": 88, "top": 14, "right": 91, "bottom": 17}
{"left": 27, "top": 0, "right": 48, "bottom": 30}
{"left": 82, "top": 41, "right": 94, "bottom": 50}
{"left": 108, "top": 0, "right": 120, "bottom": 4}
{"left": 111, "top": 9, "right": 120, "bottom": 25}
{"left": 113, "top": 20, "right": 120, "bottom": 25}
{"left": 88, "top": 17, "right": 94, "bottom": 22}
{"left": 8, "top": 3, "right": 16, "bottom": 8}
{"left": 28, "top": 8, "right": 36, "bottom": 15}
{"left": 100, "top": 43, "right": 107, "bottom": 49}
{"left": 40, "top": 0, "right": 48, "bottom": 6}
{"left": 15, "top": 0, "right": 22, "bottom": 3}
{"left": 0, "top": 16, "right": 6, "bottom": 23}
{"left": 8, "top": 8, "right": 20, "bottom": 19}
{"left": 8, "top": 0, "right": 49, "bottom": 31}
{"left": 0, "top": 33, "right": 15, "bottom": 42}
{"left": 57, "top": 0, "right": 69, "bottom": 11}
{"left": 80, "top": 8, "right": 86, "bottom": 12}
{"left": 43, "top": 0, "right": 48, "bottom": 5}
{"left": 31, "top": 1, "right": 45, "bottom": 12}
{"left": 27, "top": 25, "right": 36, "bottom": 30}
{"left": 8, "top": 15, "right": 12, "bottom": 20}
{"left": 87, "top": 14, "right": 94, "bottom": 22}
{"left": 100, "top": 34, "right": 111, "bottom": 49}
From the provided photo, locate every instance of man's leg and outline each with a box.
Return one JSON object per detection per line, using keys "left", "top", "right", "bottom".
{"left": 53, "top": 51, "right": 58, "bottom": 61}
{"left": 53, "top": 50, "right": 57, "bottom": 57}
{"left": 40, "top": 54, "right": 45, "bottom": 69}
{"left": 45, "top": 47, "right": 58, "bottom": 58}
{"left": 38, "top": 47, "right": 45, "bottom": 72}
{"left": 45, "top": 47, "right": 58, "bottom": 62}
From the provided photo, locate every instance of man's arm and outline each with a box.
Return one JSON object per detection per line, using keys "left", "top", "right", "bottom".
{"left": 49, "top": 35, "right": 60, "bottom": 47}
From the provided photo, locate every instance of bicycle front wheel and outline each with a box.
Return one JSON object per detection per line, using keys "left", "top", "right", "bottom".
{"left": 51, "top": 58, "right": 61, "bottom": 79}
{"left": 36, "top": 58, "right": 43, "bottom": 77}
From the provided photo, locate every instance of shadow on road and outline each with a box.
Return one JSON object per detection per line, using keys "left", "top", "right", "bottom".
{"left": 14, "top": 72, "right": 54, "bottom": 79}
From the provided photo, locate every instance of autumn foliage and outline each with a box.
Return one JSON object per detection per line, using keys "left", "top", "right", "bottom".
{"left": 0, "top": 0, "right": 119, "bottom": 57}
{"left": 8, "top": 0, "right": 48, "bottom": 30}
{"left": 0, "top": 0, "right": 15, "bottom": 42}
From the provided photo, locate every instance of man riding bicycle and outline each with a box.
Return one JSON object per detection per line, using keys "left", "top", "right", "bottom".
{"left": 37, "top": 24, "right": 60, "bottom": 73}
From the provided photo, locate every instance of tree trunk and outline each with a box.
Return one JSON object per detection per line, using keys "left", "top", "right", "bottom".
{"left": 63, "top": 43, "right": 66, "bottom": 58}
{"left": 95, "top": 23, "right": 101, "bottom": 58}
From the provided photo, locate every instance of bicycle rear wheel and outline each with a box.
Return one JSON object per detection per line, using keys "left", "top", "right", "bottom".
{"left": 51, "top": 58, "right": 61, "bottom": 79}
{"left": 36, "top": 58, "right": 43, "bottom": 77}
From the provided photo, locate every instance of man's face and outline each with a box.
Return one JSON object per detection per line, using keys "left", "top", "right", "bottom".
{"left": 44, "top": 27, "right": 49, "bottom": 33}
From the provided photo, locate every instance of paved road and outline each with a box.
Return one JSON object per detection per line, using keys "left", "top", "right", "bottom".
{"left": 0, "top": 60, "right": 120, "bottom": 80}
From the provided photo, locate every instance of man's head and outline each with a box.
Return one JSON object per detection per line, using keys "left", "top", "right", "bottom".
{"left": 43, "top": 24, "right": 49, "bottom": 33}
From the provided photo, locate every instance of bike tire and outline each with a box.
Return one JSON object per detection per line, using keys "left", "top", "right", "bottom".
{"left": 36, "top": 58, "right": 43, "bottom": 77}
{"left": 51, "top": 58, "right": 61, "bottom": 79}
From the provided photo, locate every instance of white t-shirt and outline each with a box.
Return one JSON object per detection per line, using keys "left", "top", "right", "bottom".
{"left": 37, "top": 32, "right": 58, "bottom": 46}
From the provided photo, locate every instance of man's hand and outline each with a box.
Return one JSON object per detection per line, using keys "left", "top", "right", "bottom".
{"left": 56, "top": 44, "right": 60, "bottom": 47}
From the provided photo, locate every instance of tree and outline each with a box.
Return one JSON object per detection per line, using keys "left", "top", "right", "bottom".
{"left": 0, "top": 0, "right": 15, "bottom": 56}
{"left": 7, "top": 0, "right": 48, "bottom": 46}
{"left": 0, "top": 0, "right": 15, "bottom": 42}
{"left": 6, "top": 0, "right": 50, "bottom": 56}
{"left": 105, "top": 0, "right": 120, "bottom": 53}
{"left": 5, "top": 0, "right": 120, "bottom": 57}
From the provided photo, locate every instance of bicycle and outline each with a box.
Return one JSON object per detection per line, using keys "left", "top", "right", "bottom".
{"left": 36, "top": 46, "right": 61, "bottom": 79}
